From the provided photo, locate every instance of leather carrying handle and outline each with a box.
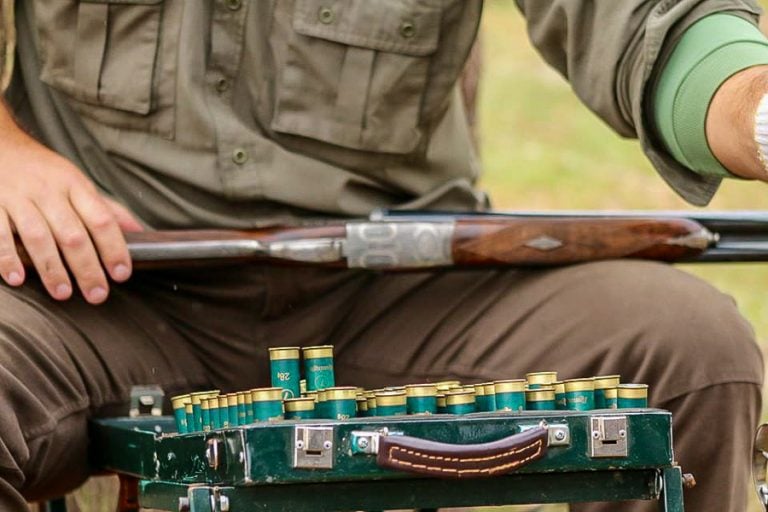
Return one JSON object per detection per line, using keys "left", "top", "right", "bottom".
{"left": 376, "top": 426, "right": 548, "bottom": 479}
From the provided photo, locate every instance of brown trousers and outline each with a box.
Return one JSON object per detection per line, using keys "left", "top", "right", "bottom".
{"left": 0, "top": 261, "right": 761, "bottom": 511}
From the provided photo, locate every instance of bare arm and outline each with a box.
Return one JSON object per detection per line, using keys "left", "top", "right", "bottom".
{"left": 706, "top": 65, "right": 768, "bottom": 180}
{"left": 0, "top": 100, "right": 142, "bottom": 304}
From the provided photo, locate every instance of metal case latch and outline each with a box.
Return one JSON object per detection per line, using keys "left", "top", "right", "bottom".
{"left": 589, "top": 415, "right": 628, "bottom": 458}
{"left": 293, "top": 426, "right": 334, "bottom": 469}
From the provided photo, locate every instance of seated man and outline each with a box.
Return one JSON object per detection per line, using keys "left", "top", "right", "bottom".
{"left": 0, "top": 1, "right": 765, "bottom": 510}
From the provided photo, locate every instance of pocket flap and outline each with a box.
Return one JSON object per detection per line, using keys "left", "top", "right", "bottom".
{"left": 293, "top": 0, "right": 441, "bottom": 57}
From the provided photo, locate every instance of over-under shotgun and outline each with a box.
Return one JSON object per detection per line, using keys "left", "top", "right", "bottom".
{"left": 18, "top": 210, "right": 768, "bottom": 270}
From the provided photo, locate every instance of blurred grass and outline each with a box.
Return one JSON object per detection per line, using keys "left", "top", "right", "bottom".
{"left": 64, "top": 3, "right": 768, "bottom": 511}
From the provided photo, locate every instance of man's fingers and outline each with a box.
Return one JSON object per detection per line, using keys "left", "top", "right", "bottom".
{"left": 37, "top": 195, "right": 110, "bottom": 304}
{"left": 70, "top": 187, "right": 133, "bottom": 284}
{"left": 7, "top": 201, "right": 73, "bottom": 300}
{"left": 103, "top": 196, "right": 144, "bottom": 233}
{"left": 0, "top": 209, "right": 25, "bottom": 286}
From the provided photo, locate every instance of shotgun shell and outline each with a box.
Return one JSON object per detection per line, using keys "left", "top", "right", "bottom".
{"left": 185, "top": 403, "right": 195, "bottom": 432}
{"left": 554, "top": 381, "right": 567, "bottom": 410}
{"left": 201, "top": 398, "right": 212, "bottom": 432}
{"left": 482, "top": 382, "right": 497, "bottom": 412}
{"left": 564, "top": 378, "right": 595, "bottom": 411}
{"left": 227, "top": 394, "right": 240, "bottom": 427}
{"left": 494, "top": 379, "right": 526, "bottom": 412}
{"left": 436, "top": 394, "right": 447, "bottom": 414}
{"left": 269, "top": 347, "right": 302, "bottom": 399}
{"left": 434, "top": 380, "right": 461, "bottom": 392}
{"left": 190, "top": 394, "right": 204, "bottom": 432}
{"left": 284, "top": 397, "right": 316, "bottom": 420}
{"left": 218, "top": 396, "right": 230, "bottom": 428}
{"left": 302, "top": 345, "right": 335, "bottom": 391}
{"left": 618, "top": 384, "right": 649, "bottom": 408}
{"left": 325, "top": 386, "right": 357, "bottom": 420}
{"left": 315, "top": 389, "right": 328, "bottom": 419}
{"left": 473, "top": 383, "right": 491, "bottom": 412}
{"left": 405, "top": 384, "right": 438, "bottom": 415}
{"left": 526, "top": 371, "right": 558, "bottom": 390}
{"left": 237, "top": 392, "right": 248, "bottom": 424}
{"left": 251, "top": 387, "right": 284, "bottom": 421}
{"left": 244, "top": 392, "right": 254, "bottom": 424}
{"left": 356, "top": 394, "right": 368, "bottom": 417}
{"left": 603, "top": 387, "right": 619, "bottom": 409}
{"left": 206, "top": 397, "right": 222, "bottom": 430}
{"left": 525, "top": 386, "right": 556, "bottom": 411}
{"left": 445, "top": 389, "right": 476, "bottom": 415}
{"left": 375, "top": 390, "right": 407, "bottom": 416}
{"left": 594, "top": 375, "right": 621, "bottom": 409}
{"left": 366, "top": 393, "right": 378, "bottom": 416}
{"left": 171, "top": 394, "right": 190, "bottom": 434}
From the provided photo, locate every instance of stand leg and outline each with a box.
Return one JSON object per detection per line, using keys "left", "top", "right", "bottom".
{"left": 659, "top": 467, "right": 685, "bottom": 512}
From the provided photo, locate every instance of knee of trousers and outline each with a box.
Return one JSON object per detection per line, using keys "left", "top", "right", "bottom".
{"left": 0, "top": 286, "right": 91, "bottom": 498}
{"left": 582, "top": 261, "right": 764, "bottom": 403}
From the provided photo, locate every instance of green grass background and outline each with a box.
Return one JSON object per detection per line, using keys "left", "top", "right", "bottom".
{"left": 65, "top": 2, "right": 768, "bottom": 511}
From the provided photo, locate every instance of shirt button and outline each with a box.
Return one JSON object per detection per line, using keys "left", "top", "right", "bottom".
{"left": 318, "top": 7, "right": 335, "bottom": 24}
{"left": 226, "top": 0, "right": 242, "bottom": 11}
{"left": 399, "top": 21, "right": 416, "bottom": 38}
{"left": 215, "top": 78, "right": 229, "bottom": 93}
{"left": 232, "top": 148, "right": 249, "bottom": 165}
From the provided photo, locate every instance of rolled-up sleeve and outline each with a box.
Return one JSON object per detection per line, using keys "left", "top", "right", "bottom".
{"left": 516, "top": 0, "right": 762, "bottom": 206}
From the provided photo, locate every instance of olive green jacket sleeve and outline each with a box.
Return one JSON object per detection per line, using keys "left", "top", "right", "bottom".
{"left": 516, "top": 0, "right": 763, "bottom": 206}
{"left": 0, "top": 0, "right": 14, "bottom": 94}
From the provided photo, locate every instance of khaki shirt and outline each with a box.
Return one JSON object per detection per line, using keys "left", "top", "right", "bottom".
{"left": 1, "top": 1, "right": 764, "bottom": 228}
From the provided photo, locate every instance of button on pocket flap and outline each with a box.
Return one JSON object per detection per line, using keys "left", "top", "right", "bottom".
{"left": 293, "top": 0, "right": 441, "bottom": 56}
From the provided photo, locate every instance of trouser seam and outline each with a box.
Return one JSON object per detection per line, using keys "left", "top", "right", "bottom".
{"left": 23, "top": 399, "right": 89, "bottom": 442}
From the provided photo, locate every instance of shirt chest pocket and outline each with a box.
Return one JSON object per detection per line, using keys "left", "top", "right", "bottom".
{"left": 34, "top": 0, "right": 172, "bottom": 134}
{"left": 271, "top": 0, "right": 442, "bottom": 154}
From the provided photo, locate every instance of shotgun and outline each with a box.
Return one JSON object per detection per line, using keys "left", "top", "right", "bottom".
{"left": 44, "top": 210, "right": 767, "bottom": 270}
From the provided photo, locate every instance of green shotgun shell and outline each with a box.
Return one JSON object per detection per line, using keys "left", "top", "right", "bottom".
{"left": 284, "top": 397, "right": 316, "bottom": 420}
{"left": 325, "top": 386, "right": 358, "bottom": 420}
{"left": 185, "top": 403, "right": 195, "bottom": 432}
{"left": 218, "top": 396, "right": 230, "bottom": 428}
{"left": 190, "top": 394, "right": 204, "bottom": 432}
{"left": 375, "top": 390, "right": 407, "bottom": 416}
{"left": 554, "top": 381, "right": 567, "bottom": 410}
{"left": 618, "top": 383, "right": 649, "bottom": 408}
{"left": 405, "top": 384, "right": 438, "bottom": 415}
{"left": 525, "top": 386, "right": 556, "bottom": 410}
{"left": 366, "top": 393, "right": 378, "bottom": 416}
{"left": 564, "top": 378, "right": 595, "bottom": 411}
{"left": 603, "top": 387, "right": 619, "bottom": 409}
{"left": 445, "top": 389, "right": 476, "bottom": 415}
{"left": 227, "top": 394, "right": 240, "bottom": 427}
{"left": 201, "top": 398, "right": 212, "bottom": 432}
{"left": 356, "top": 395, "right": 368, "bottom": 417}
{"left": 594, "top": 375, "right": 621, "bottom": 409}
{"left": 244, "top": 392, "right": 254, "bottom": 424}
{"left": 171, "top": 394, "right": 190, "bottom": 434}
{"left": 302, "top": 345, "right": 335, "bottom": 391}
{"left": 526, "top": 371, "right": 558, "bottom": 390}
{"left": 494, "top": 379, "right": 526, "bottom": 412}
{"left": 237, "top": 393, "right": 248, "bottom": 424}
{"left": 436, "top": 394, "right": 447, "bottom": 414}
{"left": 473, "top": 384, "right": 489, "bottom": 412}
{"left": 251, "top": 387, "right": 284, "bottom": 421}
{"left": 481, "top": 382, "right": 497, "bottom": 411}
{"left": 269, "top": 347, "right": 301, "bottom": 399}
{"left": 206, "top": 397, "right": 222, "bottom": 430}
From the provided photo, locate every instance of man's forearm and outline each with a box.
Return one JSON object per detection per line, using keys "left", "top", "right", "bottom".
{"left": 706, "top": 65, "right": 768, "bottom": 180}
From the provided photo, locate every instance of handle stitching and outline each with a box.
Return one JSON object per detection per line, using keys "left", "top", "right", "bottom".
{"left": 385, "top": 438, "right": 543, "bottom": 475}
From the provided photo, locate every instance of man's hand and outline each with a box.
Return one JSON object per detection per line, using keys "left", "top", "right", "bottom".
{"left": 0, "top": 103, "right": 142, "bottom": 304}
{"left": 706, "top": 64, "right": 768, "bottom": 179}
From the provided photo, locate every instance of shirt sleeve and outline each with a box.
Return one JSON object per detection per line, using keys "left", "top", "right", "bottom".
{"left": 515, "top": 0, "right": 763, "bottom": 206}
{"left": 0, "top": 0, "right": 14, "bottom": 94}
{"left": 654, "top": 14, "right": 768, "bottom": 178}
